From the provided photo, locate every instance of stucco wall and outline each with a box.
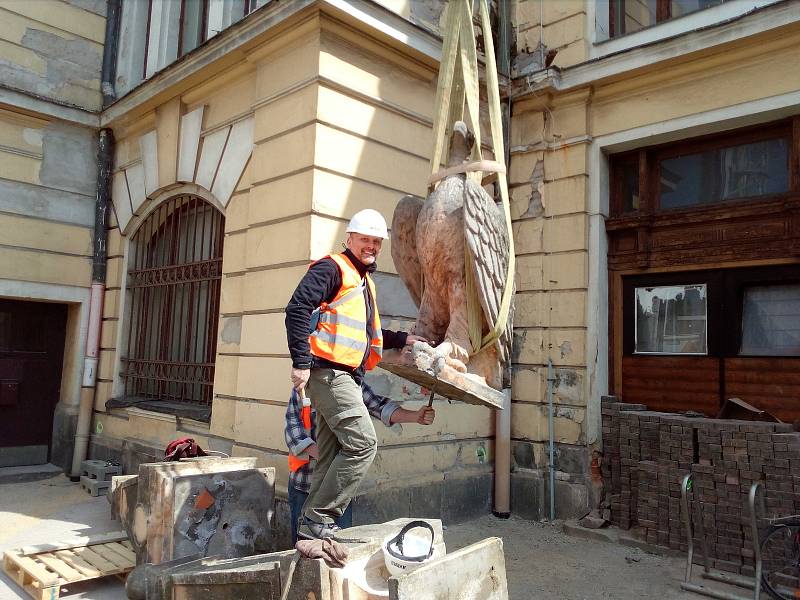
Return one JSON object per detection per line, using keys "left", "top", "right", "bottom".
{"left": 0, "top": 0, "right": 105, "bottom": 111}
{"left": 508, "top": 16, "right": 800, "bottom": 519}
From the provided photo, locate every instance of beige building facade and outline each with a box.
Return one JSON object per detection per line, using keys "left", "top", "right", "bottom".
{"left": 0, "top": 0, "right": 105, "bottom": 469}
{"left": 2, "top": 0, "right": 799, "bottom": 529}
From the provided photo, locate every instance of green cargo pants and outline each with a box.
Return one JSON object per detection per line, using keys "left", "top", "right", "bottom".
{"left": 302, "top": 368, "right": 377, "bottom": 524}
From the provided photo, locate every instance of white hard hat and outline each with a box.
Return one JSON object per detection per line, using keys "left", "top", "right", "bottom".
{"left": 346, "top": 209, "right": 389, "bottom": 239}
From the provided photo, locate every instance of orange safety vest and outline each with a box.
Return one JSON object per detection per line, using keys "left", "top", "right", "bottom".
{"left": 308, "top": 253, "right": 383, "bottom": 371}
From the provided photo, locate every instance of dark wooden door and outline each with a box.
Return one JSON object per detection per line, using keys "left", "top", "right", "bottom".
{"left": 0, "top": 299, "right": 67, "bottom": 458}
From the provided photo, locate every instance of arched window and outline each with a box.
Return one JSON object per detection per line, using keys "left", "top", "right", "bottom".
{"left": 122, "top": 195, "right": 224, "bottom": 414}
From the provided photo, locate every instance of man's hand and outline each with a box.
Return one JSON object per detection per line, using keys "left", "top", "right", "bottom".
{"left": 306, "top": 443, "right": 319, "bottom": 459}
{"left": 415, "top": 406, "right": 435, "bottom": 425}
{"left": 292, "top": 368, "right": 310, "bottom": 391}
{"left": 406, "top": 334, "right": 429, "bottom": 345}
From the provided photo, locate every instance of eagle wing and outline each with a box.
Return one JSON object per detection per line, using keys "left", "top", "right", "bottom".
{"left": 463, "top": 181, "right": 514, "bottom": 362}
{"left": 391, "top": 194, "right": 425, "bottom": 308}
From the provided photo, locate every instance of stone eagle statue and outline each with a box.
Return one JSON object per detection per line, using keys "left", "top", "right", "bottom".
{"left": 391, "top": 121, "right": 513, "bottom": 390}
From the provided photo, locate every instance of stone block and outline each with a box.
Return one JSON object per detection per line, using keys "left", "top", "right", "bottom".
{"left": 120, "top": 457, "right": 275, "bottom": 565}
{"left": 312, "top": 168, "right": 401, "bottom": 223}
{"left": 240, "top": 313, "right": 289, "bottom": 355}
{"left": 544, "top": 143, "right": 587, "bottom": 180}
{"left": 543, "top": 0, "right": 585, "bottom": 25}
{"left": 551, "top": 39, "right": 589, "bottom": 70}
{"left": 245, "top": 217, "right": 311, "bottom": 269}
{"left": 510, "top": 183, "right": 542, "bottom": 220}
{"left": 388, "top": 537, "right": 508, "bottom": 600}
{"left": 513, "top": 328, "right": 545, "bottom": 364}
{"left": 543, "top": 12, "right": 586, "bottom": 49}
{"left": 241, "top": 264, "right": 308, "bottom": 312}
{"left": 513, "top": 217, "right": 544, "bottom": 254}
{"left": 549, "top": 101, "right": 588, "bottom": 140}
{"left": 543, "top": 175, "right": 587, "bottom": 216}
{"left": 235, "top": 356, "right": 292, "bottom": 401}
{"left": 513, "top": 292, "right": 545, "bottom": 328}
{"left": 224, "top": 190, "right": 249, "bottom": 233}
{"left": 515, "top": 254, "right": 544, "bottom": 291}
{"left": 549, "top": 290, "right": 586, "bottom": 327}
{"left": 219, "top": 273, "right": 243, "bottom": 315}
{"left": 543, "top": 213, "right": 586, "bottom": 253}
{"left": 543, "top": 251, "right": 587, "bottom": 290}
{"left": 509, "top": 150, "right": 544, "bottom": 185}
{"left": 221, "top": 230, "right": 246, "bottom": 274}
{"left": 378, "top": 347, "right": 505, "bottom": 409}
{"left": 248, "top": 170, "right": 313, "bottom": 225}
{"left": 510, "top": 110, "right": 545, "bottom": 148}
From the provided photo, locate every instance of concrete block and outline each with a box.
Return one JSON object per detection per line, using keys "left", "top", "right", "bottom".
{"left": 80, "top": 474, "right": 111, "bottom": 496}
{"left": 81, "top": 458, "right": 121, "bottom": 480}
{"left": 389, "top": 537, "right": 508, "bottom": 600}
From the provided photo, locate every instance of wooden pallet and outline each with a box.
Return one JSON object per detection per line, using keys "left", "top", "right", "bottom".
{"left": 2, "top": 534, "right": 135, "bottom": 600}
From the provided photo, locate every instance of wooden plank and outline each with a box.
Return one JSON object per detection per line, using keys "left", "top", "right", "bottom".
{"left": 70, "top": 546, "right": 120, "bottom": 572}
{"left": 119, "top": 541, "right": 134, "bottom": 551}
{"left": 96, "top": 543, "right": 135, "bottom": 568}
{"left": 20, "top": 531, "right": 128, "bottom": 556}
{"left": 3, "top": 551, "right": 60, "bottom": 587}
{"left": 53, "top": 550, "right": 103, "bottom": 579}
{"left": 623, "top": 378, "right": 718, "bottom": 393}
{"left": 36, "top": 555, "right": 82, "bottom": 582}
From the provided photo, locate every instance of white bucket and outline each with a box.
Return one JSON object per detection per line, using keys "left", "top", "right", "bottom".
{"left": 382, "top": 521, "right": 436, "bottom": 576}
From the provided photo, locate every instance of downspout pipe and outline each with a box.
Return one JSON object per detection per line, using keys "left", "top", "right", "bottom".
{"left": 70, "top": 128, "right": 113, "bottom": 479}
{"left": 101, "top": 0, "right": 121, "bottom": 107}
{"left": 493, "top": 0, "right": 513, "bottom": 520}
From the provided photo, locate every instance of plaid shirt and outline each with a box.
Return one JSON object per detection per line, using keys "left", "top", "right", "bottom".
{"left": 285, "top": 383, "right": 399, "bottom": 493}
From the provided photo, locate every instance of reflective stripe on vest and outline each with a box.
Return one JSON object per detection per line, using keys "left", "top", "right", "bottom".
{"left": 308, "top": 253, "right": 383, "bottom": 370}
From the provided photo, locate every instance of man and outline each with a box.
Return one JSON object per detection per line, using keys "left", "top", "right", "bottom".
{"left": 285, "top": 383, "right": 435, "bottom": 543}
{"left": 285, "top": 208, "right": 428, "bottom": 539}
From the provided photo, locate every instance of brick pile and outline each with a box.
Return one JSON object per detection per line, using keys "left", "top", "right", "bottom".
{"left": 601, "top": 396, "right": 800, "bottom": 575}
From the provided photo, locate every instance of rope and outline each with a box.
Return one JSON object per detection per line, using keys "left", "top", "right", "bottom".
{"left": 429, "top": 0, "right": 515, "bottom": 356}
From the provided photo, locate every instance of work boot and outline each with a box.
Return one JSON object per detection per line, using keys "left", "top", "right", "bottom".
{"left": 298, "top": 516, "right": 341, "bottom": 540}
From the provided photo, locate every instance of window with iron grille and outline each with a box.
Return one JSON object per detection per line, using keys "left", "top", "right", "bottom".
{"left": 121, "top": 195, "right": 224, "bottom": 416}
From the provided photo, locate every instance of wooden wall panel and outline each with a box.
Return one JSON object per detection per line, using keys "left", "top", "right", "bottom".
{"left": 622, "top": 355, "right": 720, "bottom": 415}
{"left": 725, "top": 358, "right": 800, "bottom": 423}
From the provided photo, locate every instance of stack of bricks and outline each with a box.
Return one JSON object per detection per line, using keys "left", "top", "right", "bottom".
{"left": 601, "top": 396, "right": 800, "bottom": 575}
{"left": 600, "top": 397, "right": 646, "bottom": 529}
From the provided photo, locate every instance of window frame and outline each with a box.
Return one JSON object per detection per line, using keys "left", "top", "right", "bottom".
{"left": 177, "top": 0, "right": 210, "bottom": 58}
{"left": 633, "top": 283, "right": 709, "bottom": 356}
{"left": 609, "top": 0, "right": 723, "bottom": 38}
{"left": 610, "top": 119, "right": 797, "bottom": 217}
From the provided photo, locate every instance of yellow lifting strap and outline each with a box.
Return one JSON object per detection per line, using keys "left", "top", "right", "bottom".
{"left": 429, "top": 0, "right": 515, "bottom": 356}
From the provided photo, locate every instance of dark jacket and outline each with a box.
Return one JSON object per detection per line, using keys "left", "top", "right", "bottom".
{"left": 285, "top": 249, "right": 407, "bottom": 384}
